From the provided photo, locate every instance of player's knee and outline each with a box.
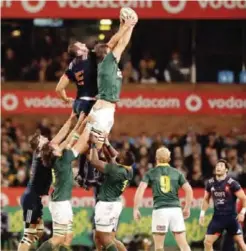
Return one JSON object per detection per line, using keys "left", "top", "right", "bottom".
{"left": 50, "top": 235, "right": 66, "bottom": 246}
{"left": 64, "top": 232, "right": 73, "bottom": 246}
{"left": 97, "top": 232, "right": 112, "bottom": 247}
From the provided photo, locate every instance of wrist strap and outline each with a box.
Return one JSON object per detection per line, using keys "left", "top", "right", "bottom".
{"left": 200, "top": 210, "right": 205, "bottom": 217}
{"left": 91, "top": 143, "right": 97, "bottom": 149}
{"left": 240, "top": 208, "right": 246, "bottom": 215}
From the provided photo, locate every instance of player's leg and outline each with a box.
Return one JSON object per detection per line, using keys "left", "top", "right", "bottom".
{"left": 152, "top": 208, "right": 170, "bottom": 251}
{"left": 112, "top": 218, "right": 127, "bottom": 251}
{"left": 37, "top": 201, "right": 73, "bottom": 251}
{"left": 18, "top": 193, "right": 41, "bottom": 251}
{"left": 169, "top": 208, "right": 191, "bottom": 251}
{"left": 59, "top": 222, "right": 73, "bottom": 251}
{"left": 228, "top": 217, "right": 246, "bottom": 251}
{"left": 204, "top": 235, "right": 220, "bottom": 251}
{"left": 94, "top": 201, "right": 122, "bottom": 251}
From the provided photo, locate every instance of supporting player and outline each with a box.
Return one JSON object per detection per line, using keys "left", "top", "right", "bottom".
{"left": 199, "top": 159, "right": 246, "bottom": 251}
{"left": 74, "top": 10, "right": 138, "bottom": 154}
{"left": 89, "top": 135, "right": 135, "bottom": 251}
{"left": 18, "top": 115, "right": 75, "bottom": 251}
{"left": 133, "top": 147, "right": 193, "bottom": 251}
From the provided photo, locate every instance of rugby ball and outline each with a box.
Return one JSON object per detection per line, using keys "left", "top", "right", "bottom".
{"left": 120, "top": 7, "right": 137, "bottom": 22}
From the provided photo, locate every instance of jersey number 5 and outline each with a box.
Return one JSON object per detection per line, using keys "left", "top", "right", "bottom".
{"left": 75, "top": 71, "right": 84, "bottom": 85}
{"left": 121, "top": 180, "right": 129, "bottom": 192}
{"left": 160, "top": 176, "right": 171, "bottom": 193}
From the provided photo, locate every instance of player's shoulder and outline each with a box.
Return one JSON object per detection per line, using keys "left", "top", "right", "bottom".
{"left": 208, "top": 177, "right": 215, "bottom": 184}
{"left": 226, "top": 177, "right": 240, "bottom": 186}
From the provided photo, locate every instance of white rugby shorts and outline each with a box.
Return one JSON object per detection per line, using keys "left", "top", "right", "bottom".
{"left": 49, "top": 200, "right": 73, "bottom": 225}
{"left": 88, "top": 106, "right": 115, "bottom": 134}
{"left": 152, "top": 207, "right": 186, "bottom": 233}
{"left": 94, "top": 201, "right": 122, "bottom": 232}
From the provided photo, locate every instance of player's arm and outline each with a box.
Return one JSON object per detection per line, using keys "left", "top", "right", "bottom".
{"left": 182, "top": 182, "right": 193, "bottom": 219}
{"left": 104, "top": 138, "right": 119, "bottom": 159}
{"left": 199, "top": 190, "right": 211, "bottom": 226}
{"left": 112, "top": 18, "right": 136, "bottom": 62}
{"left": 133, "top": 172, "right": 149, "bottom": 221}
{"left": 107, "top": 22, "right": 131, "bottom": 51}
{"left": 235, "top": 188, "right": 246, "bottom": 223}
{"left": 56, "top": 74, "right": 74, "bottom": 104}
{"left": 50, "top": 112, "right": 76, "bottom": 146}
{"left": 88, "top": 144, "right": 107, "bottom": 173}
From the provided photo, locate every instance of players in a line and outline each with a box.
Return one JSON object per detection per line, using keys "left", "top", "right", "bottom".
{"left": 199, "top": 159, "right": 246, "bottom": 251}
{"left": 89, "top": 135, "right": 135, "bottom": 251}
{"left": 133, "top": 147, "right": 193, "bottom": 251}
{"left": 18, "top": 115, "right": 75, "bottom": 251}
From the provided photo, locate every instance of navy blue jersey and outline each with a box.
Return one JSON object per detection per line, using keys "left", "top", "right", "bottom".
{"left": 27, "top": 152, "right": 52, "bottom": 196}
{"left": 206, "top": 176, "right": 241, "bottom": 216}
{"left": 65, "top": 51, "right": 98, "bottom": 99}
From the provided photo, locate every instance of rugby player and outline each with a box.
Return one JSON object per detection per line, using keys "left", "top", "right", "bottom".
{"left": 199, "top": 159, "right": 246, "bottom": 251}
{"left": 74, "top": 10, "right": 138, "bottom": 154}
{"left": 89, "top": 135, "right": 135, "bottom": 251}
{"left": 133, "top": 147, "right": 193, "bottom": 251}
{"left": 18, "top": 115, "right": 75, "bottom": 251}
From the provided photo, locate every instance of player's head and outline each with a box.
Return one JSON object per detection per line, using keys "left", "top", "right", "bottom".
{"left": 116, "top": 150, "right": 135, "bottom": 167}
{"left": 29, "top": 131, "right": 49, "bottom": 151}
{"left": 156, "top": 147, "right": 171, "bottom": 164}
{"left": 94, "top": 43, "right": 110, "bottom": 62}
{"left": 215, "top": 159, "right": 229, "bottom": 177}
{"left": 68, "top": 41, "right": 89, "bottom": 60}
{"left": 40, "top": 143, "right": 61, "bottom": 167}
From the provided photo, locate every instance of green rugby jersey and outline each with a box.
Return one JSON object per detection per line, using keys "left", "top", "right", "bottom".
{"left": 98, "top": 163, "right": 133, "bottom": 202}
{"left": 51, "top": 149, "right": 78, "bottom": 202}
{"left": 97, "top": 52, "right": 122, "bottom": 103}
{"left": 142, "top": 164, "right": 187, "bottom": 209}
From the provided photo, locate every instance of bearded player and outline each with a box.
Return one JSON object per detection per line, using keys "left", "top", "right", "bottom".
{"left": 199, "top": 159, "right": 246, "bottom": 251}
{"left": 73, "top": 8, "right": 138, "bottom": 155}
{"left": 133, "top": 147, "right": 193, "bottom": 251}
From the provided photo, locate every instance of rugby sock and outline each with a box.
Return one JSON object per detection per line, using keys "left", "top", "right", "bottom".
{"left": 59, "top": 245, "right": 71, "bottom": 251}
{"left": 105, "top": 242, "right": 118, "bottom": 251}
{"left": 36, "top": 240, "right": 54, "bottom": 251}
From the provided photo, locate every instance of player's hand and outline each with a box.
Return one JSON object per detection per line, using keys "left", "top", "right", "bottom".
{"left": 124, "top": 15, "right": 138, "bottom": 28}
{"left": 64, "top": 97, "right": 74, "bottom": 104}
{"left": 89, "top": 133, "right": 98, "bottom": 144}
{"left": 199, "top": 216, "right": 205, "bottom": 226}
{"left": 133, "top": 209, "right": 141, "bottom": 221}
{"left": 183, "top": 207, "right": 190, "bottom": 219}
{"left": 237, "top": 213, "right": 245, "bottom": 223}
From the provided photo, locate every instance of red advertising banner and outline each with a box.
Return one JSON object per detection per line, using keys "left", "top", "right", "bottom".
{"left": 1, "top": 90, "right": 246, "bottom": 115}
{"left": 1, "top": 187, "right": 205, "bottom": 208}
{"left": 1, "top": 0, "right": 246, "bottom": 19}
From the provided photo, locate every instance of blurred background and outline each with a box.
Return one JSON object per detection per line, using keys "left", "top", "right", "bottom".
{"left": 1, "top": 1, "right": 246, "bottom": 250}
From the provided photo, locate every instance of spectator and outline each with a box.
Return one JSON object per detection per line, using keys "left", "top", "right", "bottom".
{"left": 37, "top": 118, "right": 51, "bottom": 139}
{"left": 188, "top": 160, "right": 204, "bottom": 187}
{"left": 226, "top": 148, "right": 243, "bottom": 180}
{"left": 173, "top": 158, "right": 188, "bottom": 178}
{"left": 122, "top": 61, "right": 139, "bottom": 84}
{"left": 22, "top": 59, "right": 39, "bottom": 81}
{"left": 2, "top": 48, "right": 20, "bottom": 81}
{"left": 164, "top": 51, "right": 187, "bottom": 83}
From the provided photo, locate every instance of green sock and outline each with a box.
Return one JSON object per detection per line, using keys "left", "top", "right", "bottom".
{"left": 36, "top": 240, "right": 54, "bottom": 251}
{"left": 105, "top": 242, "right": 118, "bottom": 251}
{"left": 59, "top": 245, "right": 71, "bottom": 251}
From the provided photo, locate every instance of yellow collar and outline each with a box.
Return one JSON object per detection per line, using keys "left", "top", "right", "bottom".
{"left": 156, "top": 163, "right": 170, "bottom": 167}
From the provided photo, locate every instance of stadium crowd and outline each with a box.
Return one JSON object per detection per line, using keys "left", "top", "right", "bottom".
{"left": 2, "top": 118, "right": 246, "bottom": 188}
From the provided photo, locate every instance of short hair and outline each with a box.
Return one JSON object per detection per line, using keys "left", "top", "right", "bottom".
{"left": 123, "top": 151, "right": 135, "bottom": 166}
{"left": 29, "top": 131, "right": 40, "bottom": 151}
{"left": 216, "top": 159, "right": 229, "bottom": 169}
{"left": 40, "top": 142, "right": 56, "bottom": 167}
{"left": 94, "top": 43, "right": 108, "bottom": 61}
{"left": 156, "top": 147, "right": 171, "bottom": 163}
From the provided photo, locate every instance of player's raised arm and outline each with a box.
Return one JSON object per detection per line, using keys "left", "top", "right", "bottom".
{"left": 56, "top": 74, "right": 74, "bottom": 104}
{"left": 104, "top": 138, "right": 119, "bottom": 159}
{"left": 88, "top": 144, "right": 107, "bottom": 173}
{"left": 182, "top": 182, "right": 193, "bottom": 219}
{"left": 50, "top": 112, "right": 76, "bottom": 146}
{"left": 235, "top": 187, "right": 246, "bottom": 223}
{"left": 112, "top": 17, "right": 137, "bottom": 62}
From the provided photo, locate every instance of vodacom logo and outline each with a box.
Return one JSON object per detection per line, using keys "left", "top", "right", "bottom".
{"left": 2, "top": 93, "right": 19, "bottom": 111}
{"left": 185, "top": 94, "right": 203, "bottom": 112}
{"left": 21, "top": 0, "right": 46, "bottom": 13}
{"left": 161, "top": 0, "right": 187, "bottom": 14}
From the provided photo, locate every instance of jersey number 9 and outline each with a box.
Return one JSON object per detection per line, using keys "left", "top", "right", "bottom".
{"left": 121, "top": 180, "right": 129, "bottom": 192}
{"left": 160, "top": 176, "right": 171, "bottom": 193}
